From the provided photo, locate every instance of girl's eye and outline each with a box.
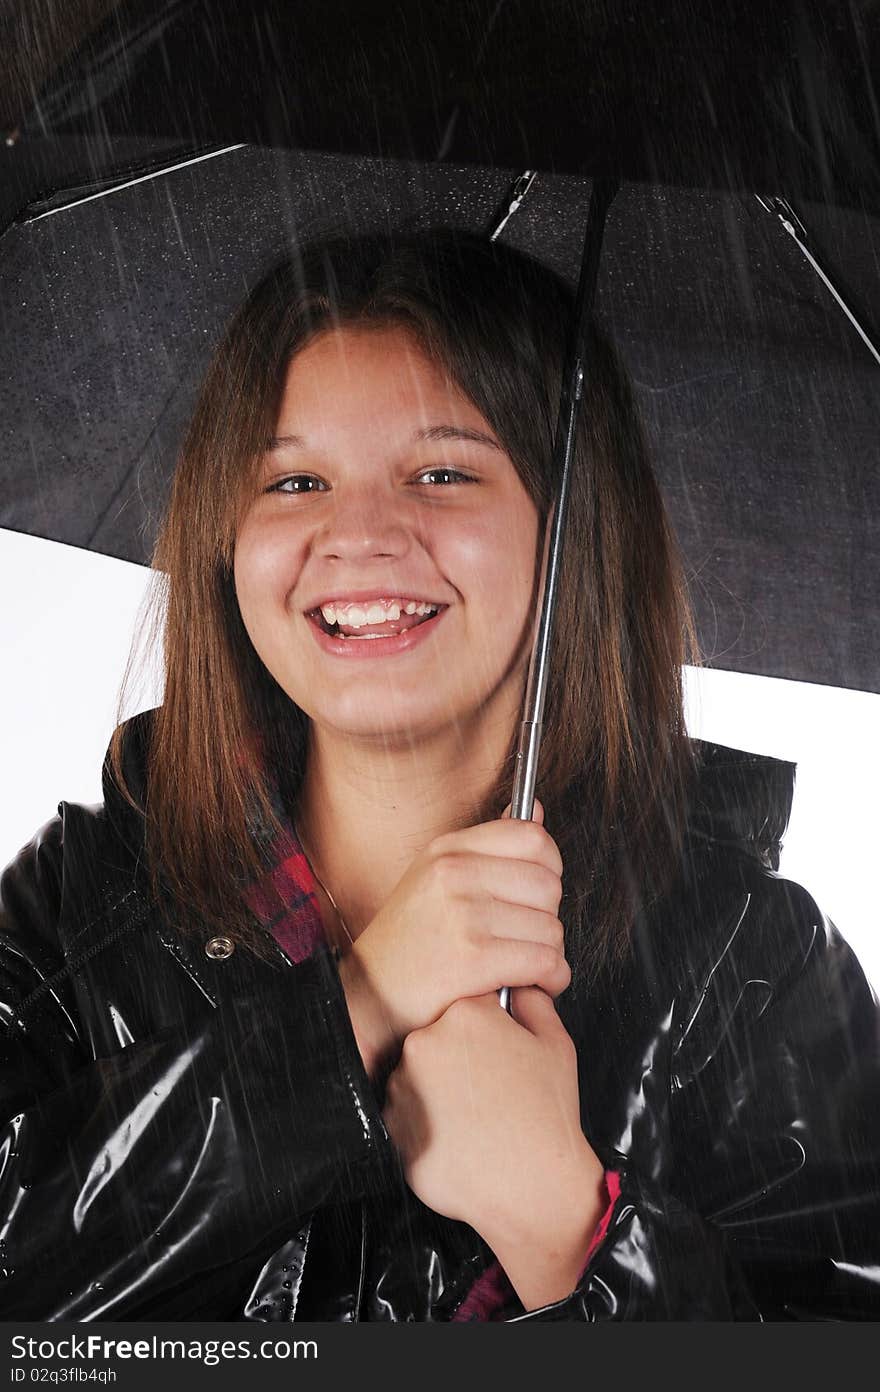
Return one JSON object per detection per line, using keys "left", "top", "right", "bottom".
{"left": 268, "top": 475, "right": 328, "bottom": 494}
{"left": 414, "top": 468, "right": 477, "bottom": 486}
{"left": 265, "top": 469, "right": 476, "bottom": 494}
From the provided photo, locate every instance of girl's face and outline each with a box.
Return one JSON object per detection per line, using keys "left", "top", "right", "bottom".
{"left": 234, "top": 324, "right": 541, "bottom": 745}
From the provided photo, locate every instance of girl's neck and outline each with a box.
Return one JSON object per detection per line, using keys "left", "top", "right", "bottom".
{"left": 295, "top": 715, "right": 514, "bottom": 942}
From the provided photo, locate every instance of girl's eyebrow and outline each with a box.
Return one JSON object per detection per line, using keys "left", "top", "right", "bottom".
{"left": 268, "top": 434, "right": 305, "bottom": 451}
{"left": 415, "top": 425, "right": 503, "bottom": 451}
{"left": 268, "top": 425, "right": 503, "bottom": 453}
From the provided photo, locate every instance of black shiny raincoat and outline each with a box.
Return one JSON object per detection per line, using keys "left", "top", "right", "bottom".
{"left": 1, "top": 712, "right": 878, "bottom": 1321}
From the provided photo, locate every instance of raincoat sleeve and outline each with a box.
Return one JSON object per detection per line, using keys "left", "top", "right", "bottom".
{"left": 0, "top": 815, "right": 393, "bottom": 1321}
{"left": 509, "top": 875, "right": 880, "bottom": 1321}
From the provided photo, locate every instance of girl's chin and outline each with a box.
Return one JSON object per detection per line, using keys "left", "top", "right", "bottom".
{"left": 304, "top": 704, "right": 458, "bottom": 744}
{"left": 292, "top": 678, "right": 504, "bottom": 739}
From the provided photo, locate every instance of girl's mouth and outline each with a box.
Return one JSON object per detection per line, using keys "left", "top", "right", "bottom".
{"left": 305, "top": 604, "right": 449, "bottom": 658}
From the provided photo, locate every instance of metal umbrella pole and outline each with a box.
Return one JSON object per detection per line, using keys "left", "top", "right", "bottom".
{"left": 498, "top": 177, "right": 619, "bottom": 1014}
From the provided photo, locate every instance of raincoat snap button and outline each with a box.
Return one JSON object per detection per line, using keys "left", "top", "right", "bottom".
{"left": 205, "top": 936, "right": 235, "bottom": 960}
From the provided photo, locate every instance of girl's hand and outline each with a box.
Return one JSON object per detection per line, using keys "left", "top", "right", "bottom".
{"left": 339, "top": 802, "right": 570, "bottom": 1073}
{"left": 381, "top": 986, "right": 606, "bottom": 1310}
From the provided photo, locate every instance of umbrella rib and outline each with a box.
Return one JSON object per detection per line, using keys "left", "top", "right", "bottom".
{"left": 756, "top": 195, "right": 880, "bottom": 368}
{"left": 22, "top": 145, "right": 246, "bottom": 224}
{"left": 488, "top": 170, "right": 538, "bottom": 240}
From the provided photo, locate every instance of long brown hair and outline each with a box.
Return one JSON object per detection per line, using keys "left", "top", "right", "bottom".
{"left": 111, "top": 228, "right": 698, "bottom": 988}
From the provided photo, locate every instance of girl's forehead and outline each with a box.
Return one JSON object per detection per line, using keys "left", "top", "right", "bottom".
{"left": 276, "top": 324, "right": 495, "bottom": 437}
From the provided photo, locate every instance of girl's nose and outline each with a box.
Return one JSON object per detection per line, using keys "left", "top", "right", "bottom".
{"left": 315, "top": 485, "right": 414, "bottom": 562}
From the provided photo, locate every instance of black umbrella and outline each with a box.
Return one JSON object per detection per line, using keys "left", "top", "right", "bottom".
{"left": 3, "top": 148, "right": 878, "bottom": 690}
{"left": 7, "top": 0, "right": 879, "bottom": 210}
{"left": 1, "top": 0, "right": 878, "bottom": 695}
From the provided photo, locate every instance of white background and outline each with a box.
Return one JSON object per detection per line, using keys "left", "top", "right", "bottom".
{"left": 2, "top": 525, "right": 878, "bottom": 989}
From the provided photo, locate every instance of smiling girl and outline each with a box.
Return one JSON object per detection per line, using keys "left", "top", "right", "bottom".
{"left": 1, "top": 230, "right": 878, "bottom": 1321}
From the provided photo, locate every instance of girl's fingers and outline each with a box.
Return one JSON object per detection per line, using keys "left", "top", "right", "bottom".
{"left": 510, "top": 985, "right": 562, "bottom": 1034}
{"left": 444, "top": 852, "right": 562, "bottom": 914}
{"left": 492, "top": 938, "right": 571, "bottom": 998}
{"left": 484, "top": 901, "right": 564, "bottom": 949}
{"left": 434, "top": 810, "right": 560, "bottom": 875}
{"left": 502, "top": 798, "right": 544, "bottom": 825}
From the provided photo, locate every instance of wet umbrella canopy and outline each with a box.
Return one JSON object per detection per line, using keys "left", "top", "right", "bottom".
{"left": 2, "top": 158, "right": 879, "bottom": 691}
{"left": 1, "top": 0, "right": 878, "bottom": 692}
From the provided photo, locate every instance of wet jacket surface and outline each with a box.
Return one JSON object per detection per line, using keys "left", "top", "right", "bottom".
{"left": 1, "top": 711, "right": 879, "bottom": 1321}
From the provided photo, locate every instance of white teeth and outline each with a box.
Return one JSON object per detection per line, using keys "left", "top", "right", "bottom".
{"left": 316, "top": 598, "right": 440, "bottom": 629}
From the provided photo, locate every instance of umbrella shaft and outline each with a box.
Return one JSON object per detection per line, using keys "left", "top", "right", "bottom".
{"left": 499, "top": 178, "right": 619, "bottom": 1015}
{"left": 511, "top": 721, "right": 545, "bottom": 819}
{"left": 509, "top": 178, "right": 618, "bottom": 824}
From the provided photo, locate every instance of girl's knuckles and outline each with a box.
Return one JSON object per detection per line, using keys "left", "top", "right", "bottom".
{"left": 443, "top": 996, "right": 476, "bottom": 1025}
{"left": 429, "top": 854, "right": 465, "bottom": 895}
{"left": 400, "top": 1028, "right": 429, "bottom": 1063}
{"left": 533, "top": 942, "right": 560, "bottom": 978}
{"left": 426, "top": 831, "right": 455, "bottom": 861}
